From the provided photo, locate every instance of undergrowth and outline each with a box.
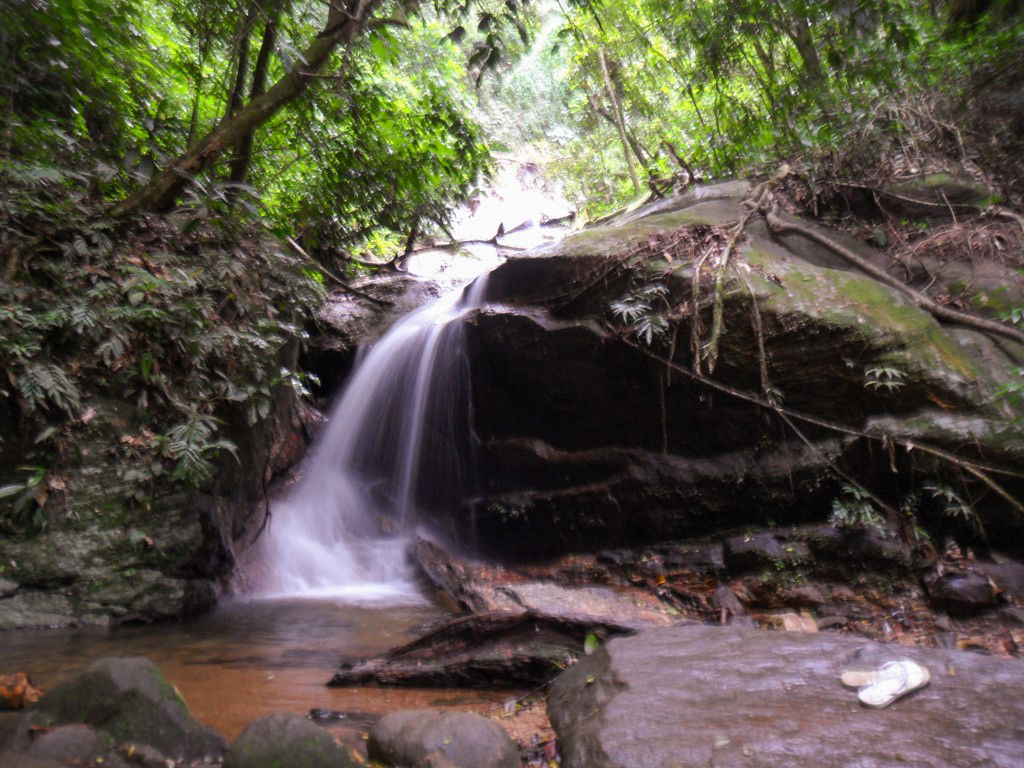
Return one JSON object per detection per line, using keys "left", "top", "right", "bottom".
{"left": 0, "top": 161, "right": 323, "bottom": 532}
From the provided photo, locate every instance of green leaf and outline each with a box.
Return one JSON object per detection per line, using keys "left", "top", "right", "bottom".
{"left": 583, "top": 632, "right": 600, "bottom": 655}
{"left": 0, "top": 484, "right": 26, "bottom": 500}
{"left": 34, "top": 426, "right": 58, "bottom": 444}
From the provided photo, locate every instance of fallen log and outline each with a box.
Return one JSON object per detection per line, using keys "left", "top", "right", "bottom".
{"left": 328, "top": 611, "right": 631, "bottom": 688}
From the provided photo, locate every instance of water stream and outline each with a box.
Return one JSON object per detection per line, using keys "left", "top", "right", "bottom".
{"left": 253, "top": 275, "right": 491, "bottom": 599}
{"left": 253, "top": 155, "right": 569, "bottom": 599}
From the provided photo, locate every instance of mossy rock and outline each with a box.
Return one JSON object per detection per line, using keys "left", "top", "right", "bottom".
{"left": 224, "top": 712, "right": 359, "bottom": 768}
{"left": 466, "top": 184, "right": 1024, "bottom": 558}
{"left": 28, "top": 657, "right": 225, "bottom": 761}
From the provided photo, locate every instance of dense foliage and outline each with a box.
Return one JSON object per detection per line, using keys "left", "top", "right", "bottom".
{"left": 0, "top": 0, "right": 517, "bottom": 528}
{"left": 478, "top": 0, "right": 1024, "bottom": 217}
{"left": 2, "top": 0, "right": 1022, "bottom": 531}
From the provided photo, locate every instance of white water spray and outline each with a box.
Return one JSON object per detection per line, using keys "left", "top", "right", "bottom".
{"left": 253, "top": 159, "right": 570, "bottom": 603}
{"left": 254, "top": 276, "right": 490, "bottom": 601}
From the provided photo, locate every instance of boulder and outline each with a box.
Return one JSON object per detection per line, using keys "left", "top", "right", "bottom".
{"left": 0, "top": 755, "right": 65, "bottom": 768}
{"left": 224, "top": 712, "right": 359, "bottom": 768}
{"left": 441, "top": 182, "right": 1024, "bottom": 560}
{"left": 367, "top": 709, "right": 518, "bottom": 768}
{"left": 8, "top": 657, "right": 224, "bottom": 762}
{"left": 924, "top": 570, "right": 998, "bottom": 616}
{"left": 548, "top": 624, "right": 1024, "bottom": 768}
{"left": 24, "top": 724, "right": 106, "bottom": 763}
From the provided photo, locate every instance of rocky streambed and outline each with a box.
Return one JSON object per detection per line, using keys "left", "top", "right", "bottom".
{"left": 5, "top": 177, "right": 1024, "bottom": 766}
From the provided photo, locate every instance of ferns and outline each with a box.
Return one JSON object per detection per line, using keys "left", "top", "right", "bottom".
{"left": 0, "top": 200, "right": 322, "bottom": 516}
{"left": 830, "top": 484, "right": 885, "bottom": 531}
{"left": 15, "top": 363, "right": 81, "bottom": 415}
{"left": 611, "top": 282, "right": 671, "bottom": 345}
{"left": 864, "top": 365, "right": 906, "bottom": 392}
{"left": 162, "top": 413, "right": 238, "bottom": 485}
{"left": 3, "top": 161, "right": 80, "bottom": 189}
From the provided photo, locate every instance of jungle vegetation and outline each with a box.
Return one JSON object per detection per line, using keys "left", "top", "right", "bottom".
{"left": 1, "top": 0, "right": 1021, "bottom": 526}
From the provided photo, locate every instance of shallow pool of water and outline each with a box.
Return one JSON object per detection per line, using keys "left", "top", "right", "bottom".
{"left": 0, "top": 597, "right": 510, "bottom": 747}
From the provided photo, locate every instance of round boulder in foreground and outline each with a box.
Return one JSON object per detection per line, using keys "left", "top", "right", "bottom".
{"left": 368, "top": 709, "right": 519, "bottom": 768}
{"left": 223, "top": 712, "right": 359, "bottom": 768}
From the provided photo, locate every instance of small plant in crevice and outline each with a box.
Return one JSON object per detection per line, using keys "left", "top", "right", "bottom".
{"left": 864, "top": 365, "right": 906, "bottom": 393}
{"left": 610, "top": 281, "right": 671, "bottom": 346}
{"left": 923, "top": 481, "right": 983, "bottom": 534}
{"left": 830, "top": 483, "right": 886, "bottom": 532}
{"left": 0, "top": 466, "right": 50, "bottom": 531}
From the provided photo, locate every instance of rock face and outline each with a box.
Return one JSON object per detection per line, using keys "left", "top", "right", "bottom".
{"left": 368, "top": 709, "right": 519, "bottom": 768}
{"left": 0, "top": 359, "right": 314, "bottom": 629}
{"left": 224, "top": 712, "right": 359, "bottom": 768}
{"left": 548, "top": 624, "right": 1024, "bottom": 768}
{"left": 449, "top": 181, "right": 1024, "bottom": 560}
{"left": 0, "top": 657, "right": 225, "bottom": 762}
{"left": 303, "top": 273, "right": 442, "bottom": 398}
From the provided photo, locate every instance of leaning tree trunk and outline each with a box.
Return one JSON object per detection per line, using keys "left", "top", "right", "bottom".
{"left": 598, "top": 49, "right": 641, "bottom": 195}
{"left": 111, "top": 0, "right": 381, "bottom": 217}
{"left": 228, "top": 0, "right": 284, "bottom": 186}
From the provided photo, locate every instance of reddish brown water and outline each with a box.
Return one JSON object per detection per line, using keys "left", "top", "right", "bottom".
{"left": 0, "top": 597, "right": 510, "bottom": 748}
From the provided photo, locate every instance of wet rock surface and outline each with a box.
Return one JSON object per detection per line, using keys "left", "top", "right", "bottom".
{"left": 451, "top": 182, "right": 1024, "bottom": 560}
{"left": 304, "top": 274, "right": 442, "bottom": 398}
{"left": 368, "top": 709, "right": 519, "bottom": 768}
{"left": 0, "top": 657, "right": 225, "bottom": 762}
{"left": 224, "top": 712, "right": 360, "bottom": 768}
{"left": 548, "top": 624, "right": 1024, "bottom": 768}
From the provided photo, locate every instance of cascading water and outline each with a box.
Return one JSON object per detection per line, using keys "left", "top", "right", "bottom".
{"left": 254, "top": 276, "right": 490, "bottom": 601}
{"left": 252, "top": 157, "right": 571, "bottom": 602}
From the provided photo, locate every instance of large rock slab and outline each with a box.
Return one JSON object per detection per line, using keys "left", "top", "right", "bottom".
{"left": 548, "top": 625, "right": 1024, "bottom": 767}
{"left": 449, "top": 181, "right": 1024, "bottom": 560}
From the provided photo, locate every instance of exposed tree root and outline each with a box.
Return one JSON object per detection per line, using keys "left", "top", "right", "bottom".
{"left": 763, "top": 205, "right": 1024, "bottom": 345}
{"left": 615, "top": 334, "right": 1024, "bottom": 522}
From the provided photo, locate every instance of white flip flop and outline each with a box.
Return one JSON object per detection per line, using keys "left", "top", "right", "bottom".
{"left": 855, "top": 659, "right": 930, "bottom": 708}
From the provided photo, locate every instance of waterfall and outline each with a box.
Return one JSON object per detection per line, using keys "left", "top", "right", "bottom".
{"left": 253, "top": 276, "right": 489, "bottom": 601}
{"left": 250, "top": 157, "right": 570, "bottom": 603}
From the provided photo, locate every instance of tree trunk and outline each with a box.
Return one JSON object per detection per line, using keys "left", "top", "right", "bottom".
{"left": 223, "top": 5, "right": 259, "bottom": 123}
{"left": 111, "top": 0, "right": 380, "bottom": 217}
{"left": 785, "top": 19, "right": 826, "bottom": 84}
{"left": 228, "top": 0, "right": 284, "bottom": 186}
{"left": 598, "top": 49, "right": 641, "bottom": 195}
